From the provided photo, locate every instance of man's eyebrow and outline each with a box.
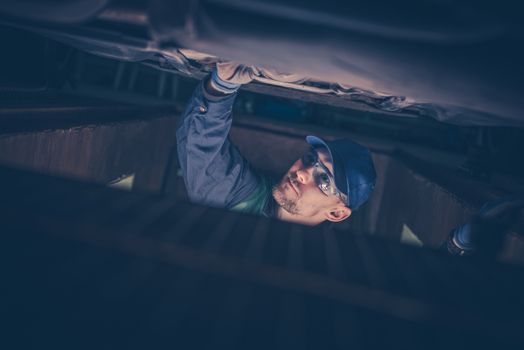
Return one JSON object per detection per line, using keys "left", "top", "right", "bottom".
{"left": 314, "top": 148, "right": 334, "bottom": 176}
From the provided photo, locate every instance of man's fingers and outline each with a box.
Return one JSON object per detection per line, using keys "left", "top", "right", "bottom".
{"left": 216, "top": 61, "right": 240, "bottom": 81}
{"left": 249, "top": 66, "right": 261, "bottom": 78}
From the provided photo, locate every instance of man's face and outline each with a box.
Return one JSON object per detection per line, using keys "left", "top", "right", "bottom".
{"left": 272, "top": 147, "right": 349, "bottom": 222}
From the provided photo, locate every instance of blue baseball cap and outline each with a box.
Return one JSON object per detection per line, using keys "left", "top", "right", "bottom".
{"left": 306, "top": 135, "right": 376, "bottom": 210}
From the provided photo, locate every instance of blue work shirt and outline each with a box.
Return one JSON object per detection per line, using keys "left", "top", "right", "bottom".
{"left": 176, "top": 79, "right": 277, "bottom": 217}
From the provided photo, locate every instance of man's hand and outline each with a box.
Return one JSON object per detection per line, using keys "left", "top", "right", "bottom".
{"left": 216, "top": 62, "right": 259, "bottom": 85}
{"left": 206, "top": 62, "right": 259, "bottom": 96}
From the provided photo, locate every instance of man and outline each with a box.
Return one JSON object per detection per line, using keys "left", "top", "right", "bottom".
{"left": 176, "top": 62, "right": 376, "bottom": 226}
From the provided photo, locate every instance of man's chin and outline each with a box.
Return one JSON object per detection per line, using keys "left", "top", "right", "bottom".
{"left": 272, "top": 186, "right": 300, "bottom": 215}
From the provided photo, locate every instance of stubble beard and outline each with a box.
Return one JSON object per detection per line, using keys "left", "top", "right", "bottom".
{"left": 272, "top": 176, "right": 301, "bottom": 215}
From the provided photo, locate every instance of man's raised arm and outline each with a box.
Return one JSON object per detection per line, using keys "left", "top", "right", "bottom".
{"left": 176, "top": 63, "right": 260, "bottom": 209}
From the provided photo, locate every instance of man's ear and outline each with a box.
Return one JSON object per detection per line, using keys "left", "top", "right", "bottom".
{"left": 325, "top": 206, "right": 352, "bottom": 222}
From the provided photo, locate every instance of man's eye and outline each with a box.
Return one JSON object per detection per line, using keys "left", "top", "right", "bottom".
{"left": 319, "top": 173, "right": 330, "bottom": 185}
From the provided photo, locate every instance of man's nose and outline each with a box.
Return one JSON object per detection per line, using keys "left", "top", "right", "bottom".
{"left": 295, "top": 168, "right": 312, "bottom": 184}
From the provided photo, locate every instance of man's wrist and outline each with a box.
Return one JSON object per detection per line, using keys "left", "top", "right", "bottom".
{"left": 205, "top": 78, "right": 228, "bottom": 97}
{"left": 203, "top": 78, "right": 238, "bottom": 102}
{"left": 209, "top": 69, "right": 241, "bottom": 94}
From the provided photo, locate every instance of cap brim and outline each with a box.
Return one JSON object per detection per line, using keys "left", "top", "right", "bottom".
{"left": 306, "top": 135, "right": 327, "bottom": 149}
